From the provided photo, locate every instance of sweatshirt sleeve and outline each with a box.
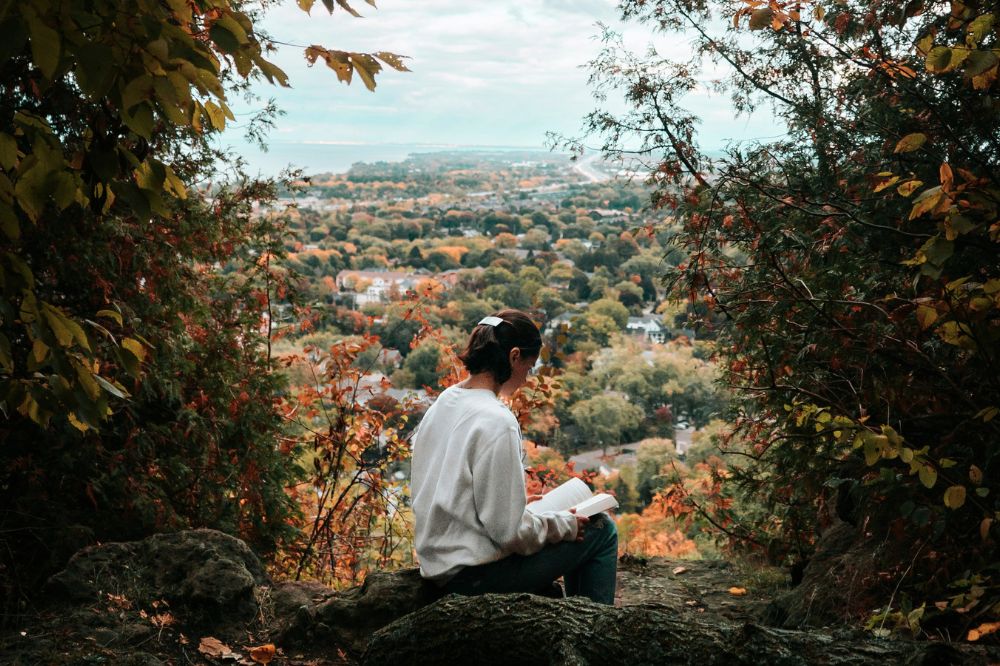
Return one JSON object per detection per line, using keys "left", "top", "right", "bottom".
{"left": 471, "top": 422, "right": 578, "bottom": 556}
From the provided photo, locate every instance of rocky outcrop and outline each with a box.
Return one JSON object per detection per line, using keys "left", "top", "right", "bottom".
{"left": 764, "top": 520, "right": 884, "bottom": 629}
{"left": 20, "top": 530, "right": 998, "bottom": 666}
{"left": 45, "top": 528, "right": 269, "bottom": 620}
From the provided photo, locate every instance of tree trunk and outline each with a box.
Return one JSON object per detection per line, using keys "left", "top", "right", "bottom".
{"left": 362, "top": 593, "right": 999, "bottom": 666}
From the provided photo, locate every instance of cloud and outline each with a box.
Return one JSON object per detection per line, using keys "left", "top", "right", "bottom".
{"left": 222, "top": 0, "right": 780, "bottom": 170}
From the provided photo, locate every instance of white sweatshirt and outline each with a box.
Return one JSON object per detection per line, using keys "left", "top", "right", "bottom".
{"left": 410, "top": 385, "right": 578, "bottom": 582}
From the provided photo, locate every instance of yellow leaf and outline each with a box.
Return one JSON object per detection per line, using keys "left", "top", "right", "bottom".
{"left": 943, "top": 485, "right": 966, "bottom": 509}
{"left": 672, "top": 566, "right": 688, "bottom": 575}
{"left": 122, "top": 337, "right": 146, "bottom": 363}
{"left": 918, "top": 463, "right": 937, "bottom": 489}
{"left": 96, "top": 309, "right": 123, "bottom": 326}
{"left": 909, "top": 187, "right": 945, "bottom": 220}
{"left": 915, "top": 305, "right": 938, "bottom": 330}
{"left": 727, "top": 586, "right": 747, "bottom": 596}
{"left": 894, "top": 133, "right": 927, "bottom": 153}
{"left": 969, "top": 465, "right": 983, "bottom": 485}
{"left": 32, "top": 338, "right": 49, "bottom": 363}
{"left": 981, "top": 517, "right": 994, "bottom": 541}
{"left": 897, "top": 180, "right": 923, "bottom": 197}
{"left": 68, "top": 412, "right": 90, "bottom": 432}
{"left": 975, "top": 406, "right": 998, "bottom": 422}
{"left": 874, "top": 175, "right": 900, "bottom": 192}
{"left": 42, "top": 306, "right": 74, "bottom": 347}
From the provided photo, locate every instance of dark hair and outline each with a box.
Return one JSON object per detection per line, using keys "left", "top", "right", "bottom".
{"left": 458, "top": 309, "right": 542, "bottom": 384}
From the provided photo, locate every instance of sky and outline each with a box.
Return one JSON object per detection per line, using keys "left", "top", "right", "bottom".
{"left": 222, "top": 0, "right": 781, "bottom": 175}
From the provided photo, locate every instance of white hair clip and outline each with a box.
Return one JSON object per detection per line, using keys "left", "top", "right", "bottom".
{"left": 478, "top": 316, "right": 504, "bottom": 327}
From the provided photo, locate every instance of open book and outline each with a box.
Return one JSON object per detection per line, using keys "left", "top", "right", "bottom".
{"left": 525, "top": 477, "right": 619, "bottom": 518}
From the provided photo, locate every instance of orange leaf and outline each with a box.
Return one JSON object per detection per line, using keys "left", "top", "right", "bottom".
{"left": 939, "top": 162, "right": 954, "bottom": 190}
{"left": 728, "top": 586, "right": 748, "bottom": 596}
{"left": 967, "top": 621, "right": 1000, "bottom": 641}
{"left": 249, "top": 644, "right": 277, "bottom": 664}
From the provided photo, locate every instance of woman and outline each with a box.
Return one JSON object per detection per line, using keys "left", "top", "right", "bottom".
{"left": 410, "top": 309, "right": 617, "bottom": 604}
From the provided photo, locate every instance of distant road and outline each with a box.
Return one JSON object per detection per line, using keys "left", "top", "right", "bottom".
{"left": 573, "top": 154, "right": 610, "bottom": 183}
{"left": 568, "top": 426, "right": 697, "bottom": 472}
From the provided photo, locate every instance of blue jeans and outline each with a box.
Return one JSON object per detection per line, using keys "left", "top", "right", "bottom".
{"left": 442, "top": 513, "right": 618, "bottom": 605}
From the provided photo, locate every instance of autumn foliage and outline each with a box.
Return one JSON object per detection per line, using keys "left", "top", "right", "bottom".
{"left": 576, "top": 0, "right": 1000, "bottom": 639}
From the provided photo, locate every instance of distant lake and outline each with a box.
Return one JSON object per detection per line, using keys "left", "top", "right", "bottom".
{"left": 219, "top": 140, "right": 557, "bottom": 178}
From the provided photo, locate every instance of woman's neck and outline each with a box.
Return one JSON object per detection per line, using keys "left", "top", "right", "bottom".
{"left": 459, "top": 372, "right": 501, "bottom": 395}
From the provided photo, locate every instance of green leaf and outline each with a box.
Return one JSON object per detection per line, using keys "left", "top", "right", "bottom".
{"left": 966, "top": 14, "right": 995, "bottom": 46}
{"left": 26, "top": 14, "right": 60, "bottom": 80}
{"left": 0, "top": 203, "right": 19, "bottom": 241}
{"left": 964, "top": 50, "right": 999, "bottom": 78}
{"left": 925, "top": 46, "right": 969, "bottom": 73}
{"left": 96, "top": 309, "right": 123, "bottom": 325}
{"left": 73, "top": 359, "right": 102, "bottom": 400}
{"left": 0, "top": 133, "right": 17, "bottom": 170}
{"left": 94, "top": 374, "right": 130, "bottom": 399}
{"left": 209, "top": 23, "right": 241, "bottom": 54}
{"left": 74, "top": 43, "right": 117, "bottom": 98}
{"left": 0, "top": 332, "right": 11, "bottom": 373}
{"left": 121, "top": 75, "right": 153, "bottom": 112}
{"left": 894, "top": 133, "right": 927, "bottom": 153}
{"left": 165, "top": 0, "right": 194, "bottom": 22}
{"left": 943, "top": 485, "right": 966, "bottom": 509}
{"left": 0, "top": 17, "right": 28, "bottom": 64}
{"left": 122, "top": 103, "right": 154, "bottom": 139}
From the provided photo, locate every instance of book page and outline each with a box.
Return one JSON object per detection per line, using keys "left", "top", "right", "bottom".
{"left": 525, "top": 477, "right": 592, "bottom": 515}
{"left": 572, "top": 493, "right": 619, "bottom": 518}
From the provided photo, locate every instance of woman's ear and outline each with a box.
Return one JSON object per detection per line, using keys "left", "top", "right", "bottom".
{"left": 509, "top": 347, "right": 521, "bottom": 365}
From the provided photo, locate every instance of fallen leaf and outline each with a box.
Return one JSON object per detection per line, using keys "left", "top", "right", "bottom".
{"left": 672, "top": 566, "right": 688, "bottom": 575}
{"left": 968, "top": 621, "right": 1000, "bottom": 641}
{"left": 685, "top": 599, "right": 698, "bottom": 606}
{"left": 248, "top": 644, "right": 276, "bottom": 664}
{"left": 728, "top": 587, "right": 748, "bottom": 596}
{"left": 150, "top": 612, "right": 175, "bottom": 628}
{"left": 199, "top": 636, "right": 231, "bottom": 658}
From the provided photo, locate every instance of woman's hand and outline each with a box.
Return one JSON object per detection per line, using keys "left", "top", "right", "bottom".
{"left": 568, "top": 508, "right": 589, "bottom": 542}
{"left": 526, "top": 493, "right": 544, "bottom": 504}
